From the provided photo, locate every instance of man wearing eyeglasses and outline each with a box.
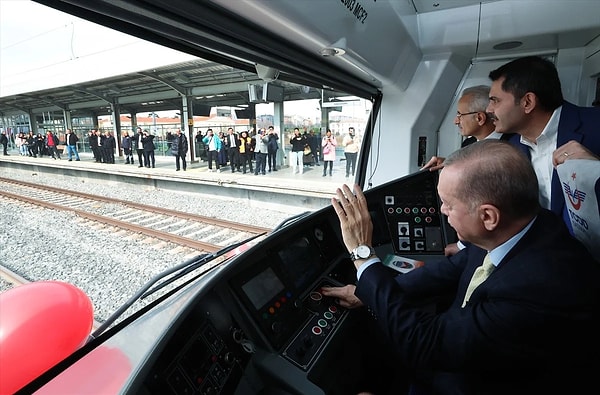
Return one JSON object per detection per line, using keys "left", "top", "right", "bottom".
{"left": 423, "top": 85, "right": 512, "bottom": 166}
{"left": 455, "top": 85, "right": 513, "bottom": 147}
{"left": 423, "top": 85, "right": 514, "bottom": 255}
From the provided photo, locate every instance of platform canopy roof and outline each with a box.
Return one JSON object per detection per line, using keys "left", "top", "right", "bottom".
{"left": 0, "top": 58, "right": 329, "bottom": 118}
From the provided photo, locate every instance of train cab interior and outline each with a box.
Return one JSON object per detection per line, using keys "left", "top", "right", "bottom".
{"left": 21, "top": 169, "right": 454, "bottom": 395}
{"left": 11, "top": 0, "right": 600, "bottom": 394}
{"left": 137, "top": 170, "right": 453, "bottom": 395}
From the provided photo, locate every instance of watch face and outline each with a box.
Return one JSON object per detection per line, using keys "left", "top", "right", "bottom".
{"left": 356, "top": 245, "right": 371, "bottom": 258}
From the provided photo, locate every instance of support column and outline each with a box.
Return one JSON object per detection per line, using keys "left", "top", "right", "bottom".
{"left": 91, "top": 112, "right": 100, "bottom": 130}
{"left": 28, "top": 111, "right": 37, "bottom": 134}
{"left": 273, "top": 101, "right": 285, "bottom": 167}
{"left": 62, "top": 109, "right": 73, "bottom": 130}
{"left": 249, "top": 103, "right": 257, "bottom": 133}
{"left": 182, "top": 95, "right": 196, "bottom": 162}
{"left": 111, "top": 102, "right": 122, "bottom": 158}
{"left": 321, "top": 107, "right": 330, "bottom": 133}
{"left": 130, "top": 113, "right": 138, "bottom": 131}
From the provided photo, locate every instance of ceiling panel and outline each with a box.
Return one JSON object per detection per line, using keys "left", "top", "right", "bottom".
{"left": 411, "top": 0, "right": 497, "bottom": 13}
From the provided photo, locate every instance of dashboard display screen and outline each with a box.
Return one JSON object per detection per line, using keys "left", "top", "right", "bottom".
{"left": 241, "top": 267, "right": 285, "bottom": 310}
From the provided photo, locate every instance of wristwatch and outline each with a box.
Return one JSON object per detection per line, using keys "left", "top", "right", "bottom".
{"left": 350, "top": 245, "right": 375, "bottom": 261}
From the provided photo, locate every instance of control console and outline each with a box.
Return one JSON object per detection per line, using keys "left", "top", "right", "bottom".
{"left": 144, "top": 313, "right": 251, "bottom": 395}
{"left": 370, "top": 170, "right": 456, "bottom": 255}
{"left": 230, "top": 219, "right": 345, "bottom": 369}
{"left": 282, "top": 280, "right": 347, "bottom": 369}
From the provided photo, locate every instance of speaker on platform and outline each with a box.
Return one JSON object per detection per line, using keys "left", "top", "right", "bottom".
{"left": 235, "top": 109, "right": 252, "bottom": 119}
{"left": 263, "top": 83, "right": 284, "bottom": 103}
{"left": 194, "top": 104, "right": 212, "bottom": 116}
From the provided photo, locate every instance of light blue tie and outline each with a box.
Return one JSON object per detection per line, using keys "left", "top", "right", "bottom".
{"left": 462, "top": 253, "right": 494, "bottom": 308}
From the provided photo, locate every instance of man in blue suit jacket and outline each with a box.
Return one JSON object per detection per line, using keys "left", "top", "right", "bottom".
{"left": 325, "top": 140, "right": 600, "bottom": 395}
{"left": 487, "top": 56, "right": 600, "bottom": 232}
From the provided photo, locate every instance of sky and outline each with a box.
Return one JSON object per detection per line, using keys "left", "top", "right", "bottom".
{"left": 0, "top": 0, "right": 196, "bottom": 97}
{"left": 0, "top": 0, "right": 370, "bottom": 120}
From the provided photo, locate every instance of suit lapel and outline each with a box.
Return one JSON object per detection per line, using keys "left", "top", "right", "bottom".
{"left": 555, "top": 102, "right": 584, "bottom": 146}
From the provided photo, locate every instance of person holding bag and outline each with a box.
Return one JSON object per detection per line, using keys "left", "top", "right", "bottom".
{"left": 322, "top": 128, "right": 337, "bottom": 176}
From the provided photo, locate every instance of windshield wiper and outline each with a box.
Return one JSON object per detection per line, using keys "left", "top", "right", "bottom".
{"left": 273, "top": 211, "right": 311, "bottom": 231}
{"left": 90, "top": 232, "right": 266, "bottom": 338}
{"left": 141, "top": 231, "right": 267, "bottom": 299}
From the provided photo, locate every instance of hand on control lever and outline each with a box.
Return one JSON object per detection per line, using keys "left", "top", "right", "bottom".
{"left": 321, "top": 285, "right": 363, "bottom": 309}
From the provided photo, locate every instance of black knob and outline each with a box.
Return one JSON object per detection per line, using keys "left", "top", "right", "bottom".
{"left": 271, "top": 321, "right": 282, "bottom": 333}
{"left": 224, "top": 352, "right": 235, "bottom": 364}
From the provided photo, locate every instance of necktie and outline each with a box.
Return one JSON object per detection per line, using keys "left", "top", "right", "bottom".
{"left": 462, "top": 253, "right": 494, "bottom": 307}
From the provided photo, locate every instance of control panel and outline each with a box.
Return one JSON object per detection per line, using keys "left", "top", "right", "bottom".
{"left": 228, "top": 170, "right": 453, "bottom": 375}
{"left": 230, "top": 220, "right": 345, "bottom": 365}
{"left": 282, "top": 281, "right": 347, "bottom": 369}
{"left": 371, "top": 170, "right": 455, "bottom": 255}
{"left": 144, "top": 316, "right": 251, "bottom": 395}
{"left": 238, "top": 264, "right": 307, "bottom": 350}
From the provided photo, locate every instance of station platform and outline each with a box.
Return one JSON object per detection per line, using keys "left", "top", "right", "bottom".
{"left": 0, "top": 148, "right": 354, "bottom": 212}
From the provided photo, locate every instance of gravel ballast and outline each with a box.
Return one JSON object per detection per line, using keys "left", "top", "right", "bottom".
{"left": 0, "top": 171, "right": 307, "bottom": 322}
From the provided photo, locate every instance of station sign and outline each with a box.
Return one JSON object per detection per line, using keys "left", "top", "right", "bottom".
{"left": 322, "top": 101, "right": 357, "bottom": 107}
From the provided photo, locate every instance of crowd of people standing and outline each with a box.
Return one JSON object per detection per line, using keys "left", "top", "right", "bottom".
{"left": 193, "top": 125, "right": 353, "bottom": 176}
{"left": 9, "top": 130, "right": 63, "bottom": 159}
{"left": 2, "top": 125, "right": 359, "bottom": 176}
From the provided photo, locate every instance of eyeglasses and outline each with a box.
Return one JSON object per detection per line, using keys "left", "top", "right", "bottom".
{"left": 455, "top": 111, "right": 480, "bottom": 120}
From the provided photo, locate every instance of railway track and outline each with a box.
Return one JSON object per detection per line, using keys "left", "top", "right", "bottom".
{"left": 0, "top": 177, "right": 270, "bottom": 254}
{"left": 0, "top": 175, "right": 280, "bottom": 324}
{"left": 0, "top": 263, "right": 106, "bottom": 330}
{"left": 0, "top": 264, "right": 29, "bottom": 288}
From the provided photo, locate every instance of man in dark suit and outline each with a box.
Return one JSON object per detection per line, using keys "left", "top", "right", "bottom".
{"left": 0, "top": 130, "right": 8, "bottom": 155}
{"left": 487, "top": 56, "right": 600, "bottom": 233}
{"left": 172, "top": 129, "right": 188, "bottom": 171}
{"left": 89, "top": 129, "right": 102, "bottom": 163}
{"left": 225, "top": 127, "right": 240, "bottom": 172}
{"left": 324, "top": 140, "right": 600, "bottom": 395}
{"left": 133, "top": 127, "right": 146, "bottom": 168}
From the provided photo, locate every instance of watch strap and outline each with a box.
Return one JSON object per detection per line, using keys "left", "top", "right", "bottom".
{"left": 350, "top": 245, "right": 375, "bottom": 261}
